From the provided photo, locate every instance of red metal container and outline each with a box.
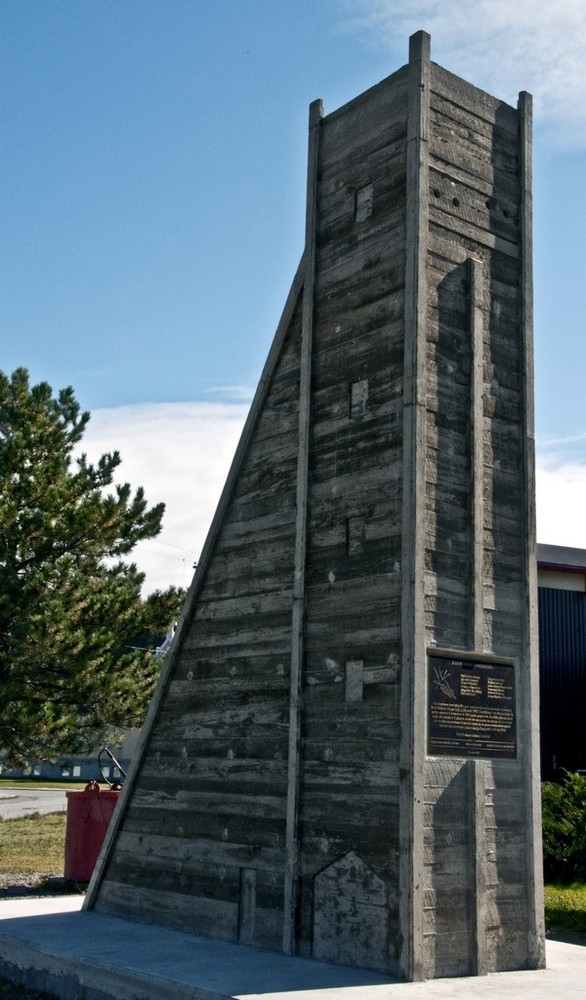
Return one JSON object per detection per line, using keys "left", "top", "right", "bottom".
{"left": 64, "top": 784, "right": 120, "bottom": 882}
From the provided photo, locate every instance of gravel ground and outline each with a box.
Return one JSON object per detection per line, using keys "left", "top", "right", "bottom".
{"left": 0, "top": 875, "right": 85, "bottom": 998}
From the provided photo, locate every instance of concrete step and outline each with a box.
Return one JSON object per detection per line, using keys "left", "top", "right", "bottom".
{"left": 0, "top": 896, "right": 583, "bottom": 1000}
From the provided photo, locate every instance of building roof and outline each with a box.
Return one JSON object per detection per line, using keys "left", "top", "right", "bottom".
{"left": 537, "top": 543, "right": 586, "bottom": 574}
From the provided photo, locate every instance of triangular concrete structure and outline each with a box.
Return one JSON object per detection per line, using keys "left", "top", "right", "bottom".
{"left": 86, "top": 32, "right": 545, "bottom": 981}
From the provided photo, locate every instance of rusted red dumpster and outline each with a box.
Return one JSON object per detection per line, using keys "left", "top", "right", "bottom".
{"left": 64, "top": 782, "right": 120, "bottom": 882}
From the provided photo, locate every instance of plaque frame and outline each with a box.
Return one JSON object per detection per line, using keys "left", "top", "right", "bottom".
{"left": 427, "top": 649, "right": 517, "bottom": 761}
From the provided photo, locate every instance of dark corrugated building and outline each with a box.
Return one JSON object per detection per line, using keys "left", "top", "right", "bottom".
{"left": 537, "top": 543, "right": 586, "bottom": 780}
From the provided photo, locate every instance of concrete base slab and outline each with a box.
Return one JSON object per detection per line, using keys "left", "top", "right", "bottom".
{"left": 0, "top": 897, "right": 583, "bottom": 999}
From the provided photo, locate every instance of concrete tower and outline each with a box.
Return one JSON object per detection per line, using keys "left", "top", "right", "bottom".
{"left": 86, "top": 32, "right": 545, "bottom": 980}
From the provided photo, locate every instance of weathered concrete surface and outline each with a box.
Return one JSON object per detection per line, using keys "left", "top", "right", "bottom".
{"left": 83, "top": 32, "right": 543, "bottom": 983}
{"left": 0, "top": 897, "right": 582, "bottom": 999}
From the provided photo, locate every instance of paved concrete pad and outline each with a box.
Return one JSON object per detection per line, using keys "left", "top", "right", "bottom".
{"left": 0, "top": 896, "right": 583, "bottom": 999}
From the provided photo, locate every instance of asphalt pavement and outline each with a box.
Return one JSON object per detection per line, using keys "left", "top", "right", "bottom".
{"left": 0, "top": 788, "right": 67, "bottom": 820}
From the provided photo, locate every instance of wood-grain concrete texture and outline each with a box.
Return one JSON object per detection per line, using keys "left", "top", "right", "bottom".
{"left": 85, "top": 31, "right": 544, "bottom": 981}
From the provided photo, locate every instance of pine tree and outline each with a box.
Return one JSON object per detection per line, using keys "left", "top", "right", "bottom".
{"left": 0, "top": 368, "right": 184, "bottom": 765}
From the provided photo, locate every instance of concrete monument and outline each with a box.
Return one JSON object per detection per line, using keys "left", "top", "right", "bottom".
{"left": 86, "top": 32, "right": 545, "bottom": 980}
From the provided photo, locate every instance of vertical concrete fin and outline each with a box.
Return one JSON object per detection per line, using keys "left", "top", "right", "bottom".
{"left": 518, "top": 89, "right": 546, "bottom": 969}
{"left": 470, "top": 256, "right": 486, "bottom": 652}
{"left": 399, "top": 27, "right": 431, "bottom": 984}
{"left": 283, "top": 97, "right": 323, "bottom": 956}
{"left": 470, "top": 759, "right": 487, "bottom": 975}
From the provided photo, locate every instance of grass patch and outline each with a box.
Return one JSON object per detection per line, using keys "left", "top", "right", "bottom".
{"left": 0, "top": 812, "right": 66, "bottom": 875}
{"left": 0, "top": 779, "right": 87, "bottom": 790}
{"left": 545, "top": 882, "right": 586, "bottom": 934}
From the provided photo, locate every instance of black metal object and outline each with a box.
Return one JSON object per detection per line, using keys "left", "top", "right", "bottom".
{"left": 427, "top": 653, "right": 516, "bottom": 760}
{"left": 98, "top": 747, "right": 127, "bottom": 790}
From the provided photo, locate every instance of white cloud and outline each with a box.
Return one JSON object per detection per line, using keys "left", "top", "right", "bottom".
{"left": 81, "top": 401, "right": 586, "bottom": 597}
{"left": 536, "top": 445, "right": 586, "bottom": 549}
{"left": 81, "top": 401, "right": 249, "bottom": 593}
{"left": 341, "top": 0, "right": 586, "bottom": 146}
{"left": 204, "top": 385, "right": 257, "bottom": 401}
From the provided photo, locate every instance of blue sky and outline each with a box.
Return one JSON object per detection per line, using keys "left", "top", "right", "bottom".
{"left": 2, "top": 1, "right": 586, "bottom": 590}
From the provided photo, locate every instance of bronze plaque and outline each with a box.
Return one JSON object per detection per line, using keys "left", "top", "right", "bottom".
{"left": 428, "top": 654, "right": 516, "bottom": 759}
